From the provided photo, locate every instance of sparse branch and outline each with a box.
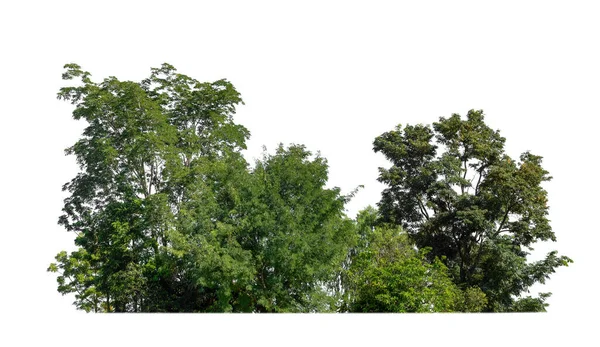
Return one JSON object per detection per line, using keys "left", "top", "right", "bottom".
{"left": 462, "top": 155, "right": 468, "bottom": 195}
{"left": 416, "top": 197, "right": 430, "bottom": 220}
{"left": 494, "top": 202, "right": 512, "bottom": 237}
{"left": 475, "top": 166, "right": 484, "bottom": 195}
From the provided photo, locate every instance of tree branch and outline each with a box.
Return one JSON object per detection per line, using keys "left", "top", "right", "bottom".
{"left": 468, "top": 234, "right": 486, "bottom": 282}
{"left": 494, "top": 202, "right": 512, "bottom": 237}
{"left": 416, "top": 197, "right": 430, "bottom": 220}
{"left": 462, "top": 156, "right": 468, "bottom": 195}
{"left": 475, "top": 167, "right": 484, "bottom": 195}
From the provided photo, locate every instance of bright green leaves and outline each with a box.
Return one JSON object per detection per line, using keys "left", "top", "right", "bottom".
{"left": 343, "top": 208, "right": 468, "bottom": 312}
{"left": 374, "top": 110, "right": 571, "bottom": 311}
{"left": 48, "top": 249, "right": 101, "bottom": 312}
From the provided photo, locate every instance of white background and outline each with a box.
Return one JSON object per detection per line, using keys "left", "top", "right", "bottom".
{"left": 1, "top": 0, "right": 597, "bottom": 345}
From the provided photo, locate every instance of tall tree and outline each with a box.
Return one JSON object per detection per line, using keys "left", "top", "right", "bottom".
{"left": 49, "top": 63, "right": 251, "bottom": 312}
{"left": 373, "top": 109, "right": 572, "bottom": 311}
{"left": 49, "top": 64, "right": 355, "bottom": 312}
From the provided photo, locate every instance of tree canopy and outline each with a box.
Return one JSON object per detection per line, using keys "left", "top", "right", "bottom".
{"left": 373, "top": 109, "right": 572, "bottom": 311}
{"left": 49, "top": 65, "right": 570, "bottom": 312}
{"left": 48, "top": 63, "right": 355, "bottom": 312}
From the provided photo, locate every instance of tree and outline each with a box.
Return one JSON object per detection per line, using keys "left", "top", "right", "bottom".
{"left": 234, "top": 144, "right": 356, "bottom": 312}
{"left": 48, "top": 63, "right": 253, "bottom": 311}
{"left": 342, "top": 207, "right": 486, "bottom": 313}
{"left": 373, "top": 109, "right": 572, "bottom": 311}
{"left": 48, "top": 64, "right": 355, "bottom": 312}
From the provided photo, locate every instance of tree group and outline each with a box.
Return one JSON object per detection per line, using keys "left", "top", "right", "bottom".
{"left": 49, "top": 64, "right": 571, "bottom": 312}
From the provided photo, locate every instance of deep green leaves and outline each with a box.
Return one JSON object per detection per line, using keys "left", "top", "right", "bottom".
{"left": 50, "top": 64, "right": 354, "bottom": 312}
{"left": 50, "top": 66, "right": 570, "bottom": 313}
{"left": 374, "top": 109, "right": 572, "bottom": 312}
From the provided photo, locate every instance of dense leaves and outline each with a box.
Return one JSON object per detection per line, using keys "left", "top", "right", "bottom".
{"left": 342, "top": 207, "right": 486, "bottom": 312}
{"left": 235, "top": 145, "right": 355, "bottom": 312}
{"left": 373, "top": 110, "right": 572, "bottom": 311}
{"left": 49, "top": 65, "right": 570, "bottom": 313}
{"left": 49, "top": 64, "right": 354, "bottom": 312}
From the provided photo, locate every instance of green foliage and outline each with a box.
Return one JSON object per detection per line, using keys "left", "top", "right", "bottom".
{"left": 50, "top": 65, "right": 569, "bottom": 313}
{"left": 48, "top": 249, "right": 101, "bottom": 312}
{"left": 457, "top": 287, "right": 488, "bottom": 313}
{"left": 373, "top": 110, "right": 572, "bottom": 311}
{"left": 342, "top": 207, "right": 475, "bottom": 313}
{"left": 50, "top": 64, "right": 354, "bottom": 312}
{"left": 511, "top": 293, "right": 551, "bottom": 312}
{"left": 235, "top": 144, "right": 356, "bottom": 312}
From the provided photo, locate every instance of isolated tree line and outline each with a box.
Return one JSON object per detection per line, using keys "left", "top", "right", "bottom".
{"left": 49, "top": 64, "right": 571, "bottom": 312}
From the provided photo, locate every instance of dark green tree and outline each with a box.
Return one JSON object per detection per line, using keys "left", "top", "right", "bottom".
{"left": 373, "top": 109, "right": 572, "bottom": 312}
{"left": 234, "top": 144, "right": 356, "bottom": 312}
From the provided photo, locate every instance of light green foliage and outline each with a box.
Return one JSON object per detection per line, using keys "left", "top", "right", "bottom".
{"left": 48, "top": 249, "right": 101, "bottom": 312}
{"left": 373, "top": 110, "right": 572, "bottom": 311}
{"left": 342, "top": 207, "right": 472, "bottom": 312}
{"left": 458, "top": 286, "right": 488, "bottom": 313}
{"left": 49, "top": 64, "right": 354, "bottom": 312}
